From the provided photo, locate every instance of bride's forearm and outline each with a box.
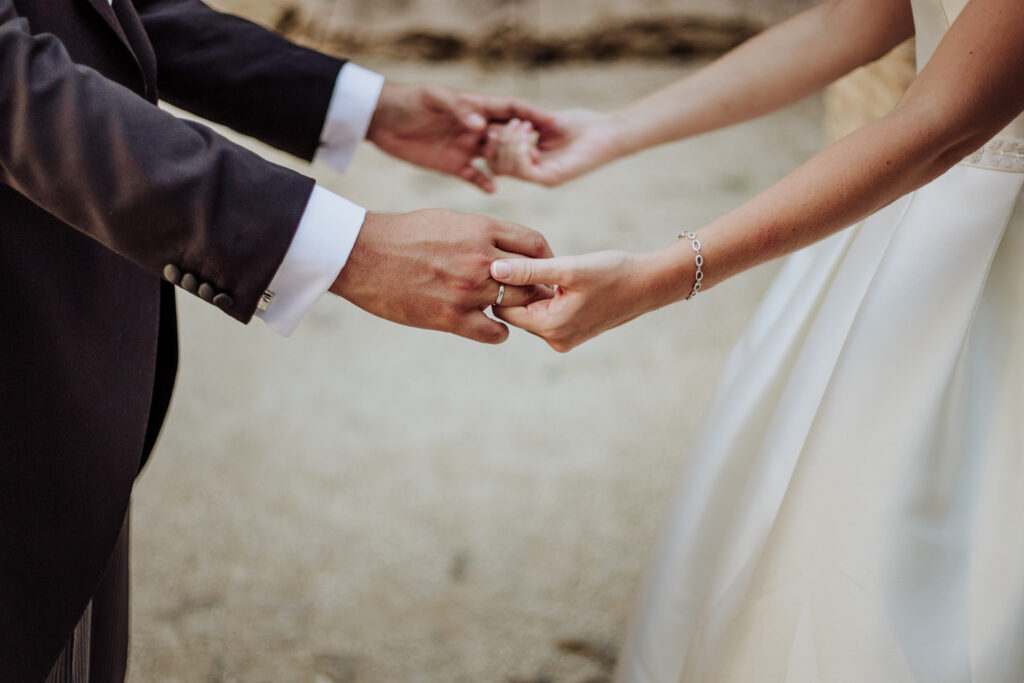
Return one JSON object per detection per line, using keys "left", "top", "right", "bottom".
{"left": 636, "top": 0, "right": 1024, "bottom": 309}
{"left": 641, "top": 107, "right": 1006, "bottom": 305}
{"left": 641, "top": 111, "right": 958, "bottom": 305}
{"left": 609, "top": 0, "right": 913, "bottom": 157}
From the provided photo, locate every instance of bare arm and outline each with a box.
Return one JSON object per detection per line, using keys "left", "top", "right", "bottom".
{"left": 656, "top": 0, "right": 1024, "bottom": 294}
{"left": 612, "top": 0, "right": 914, "bottom": 155}
{"left": 492, "top": 0, "right": 1024, "bottom": 351}
{"left": 486, "top": 0, "right": 915, "bottom": 185}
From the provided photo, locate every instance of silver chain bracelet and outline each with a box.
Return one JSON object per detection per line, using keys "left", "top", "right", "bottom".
{"left": 678, "top": 231, "right": 704, "bottom": 300}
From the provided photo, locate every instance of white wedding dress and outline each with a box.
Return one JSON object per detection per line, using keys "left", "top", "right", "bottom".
{"left": 615, "top": 1, "right": 1024, "bottom": 681}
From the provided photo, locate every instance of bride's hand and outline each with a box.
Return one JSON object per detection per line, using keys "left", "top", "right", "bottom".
{"left": 482, "top": 110, "right": 625, "bottom": 187}
{"left": 489, "top": 251, "right": 661, "bottom": 352}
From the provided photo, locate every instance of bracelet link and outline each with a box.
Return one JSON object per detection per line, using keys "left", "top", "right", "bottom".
{"left": 678, "top": 231, "right": 704, "bottom": 300}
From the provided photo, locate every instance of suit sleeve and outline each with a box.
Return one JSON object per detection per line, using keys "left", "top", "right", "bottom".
{"left": 0, "top": 1, "right": 313, "bottom": 322}
{"left": 135, "top": 0, "right": 347, "bottom": 161}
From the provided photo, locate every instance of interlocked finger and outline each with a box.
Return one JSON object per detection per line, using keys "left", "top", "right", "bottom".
{"left": 488, "top": 282, "right": 554, "bottom": 308}
{"left": 456, "top": 309, "right": 510, "bottom": 345}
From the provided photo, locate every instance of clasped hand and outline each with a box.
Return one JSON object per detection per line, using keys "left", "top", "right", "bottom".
{"left": 331, "top": 209, "right": 554, "bottom": 344}
{"left": 334, "top": 82, "right": 672, "bottom": 350}
{"left": 488, "top": 250, "right": 680, "bottom": 352}
{"left": 329, "top": 82, "right": 561, "bottom": 344}
{"left": 480, "top": 112, "right": 682, "bottom": 352}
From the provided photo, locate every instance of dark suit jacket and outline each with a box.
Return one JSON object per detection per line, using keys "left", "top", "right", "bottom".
{"left": 0, "top": 0, "right": 345, "bottom": 677}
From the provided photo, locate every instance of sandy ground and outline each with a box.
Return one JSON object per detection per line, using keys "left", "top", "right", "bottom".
{"left": 128, "top": 59, "right": 823, "bottom": 682}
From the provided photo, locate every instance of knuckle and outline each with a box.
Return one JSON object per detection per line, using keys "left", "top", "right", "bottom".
{"left": 550, "top": 340, "right": 573, "bottom": 353}
{"left": 458, "top": 273, "right": 481, "bottom": 292}
{"left": 418, "top": 88, "right": 436, "bottom": 108}
{"left": 485, "top": 327, "right": 508, "bottom": 344}
{"left": 475, "top": 245, "right": 495, "bottom": 263}
{"left": 531, "top": 232, "right": 549, "bottom": 255}
{"left": 438, "top": 306, "right": 463, "bottom": 329}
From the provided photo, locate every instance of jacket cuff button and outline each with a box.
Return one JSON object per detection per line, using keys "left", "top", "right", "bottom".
{"left": 212, "top": 293, "right": 234, "bottom": 310}
{"left": 198, "top": 283, "right": 216, "bottom": 301}
{"left": 180, "top": 273, "right": 199, "bottom": 293}
{"left": 162, "top": 264, "right": 182, "bottom": 285}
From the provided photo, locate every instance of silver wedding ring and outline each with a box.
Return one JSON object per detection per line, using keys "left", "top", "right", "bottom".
{"left": 494, "top": 284, "right": 505, "bottom": 306}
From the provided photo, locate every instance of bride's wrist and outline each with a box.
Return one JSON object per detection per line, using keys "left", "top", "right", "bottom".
{"left": 602, "top": 109, "right": 647, "bottom": 161}
{"left": 609, "top": 102, "right": 672, "bottom": 159}
{"left": 636, "top": 243, "right": 700, "bottom": 310}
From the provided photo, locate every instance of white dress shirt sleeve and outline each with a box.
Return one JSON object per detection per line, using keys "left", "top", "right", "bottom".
{"left": 314, "top": 62, "right": 385, "bottom": 172}
{"left": 254, "top": 62, "right": 384, "bottom": 336}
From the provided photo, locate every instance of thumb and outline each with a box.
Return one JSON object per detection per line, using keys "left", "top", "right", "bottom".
{"left": 491, "top": 257, "right": 566, "bottom": 286}
{"left": 452, "top": 98, "right": 487, "bottom": 131}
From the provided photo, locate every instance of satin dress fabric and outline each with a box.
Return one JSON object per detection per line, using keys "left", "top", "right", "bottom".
{"left": 615, "top": 1, "right": 1024, "bottom": 681}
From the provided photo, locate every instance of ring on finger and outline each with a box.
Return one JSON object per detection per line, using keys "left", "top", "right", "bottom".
{"left": 494, "top": 284, "right": 505, "bottom": 306}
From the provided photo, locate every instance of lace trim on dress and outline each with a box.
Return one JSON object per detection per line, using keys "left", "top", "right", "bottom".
{"left": 960, "top": 137, "right": 1024, "bottom": 173}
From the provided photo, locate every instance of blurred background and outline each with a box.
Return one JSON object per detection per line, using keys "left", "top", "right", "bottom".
{"left": 127, "top": 1, "right": 891, "bottom": 681}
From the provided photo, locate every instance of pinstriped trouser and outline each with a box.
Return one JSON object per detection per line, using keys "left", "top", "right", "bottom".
{"left": 45, "top": 512, "right": 130, "bottom": 683}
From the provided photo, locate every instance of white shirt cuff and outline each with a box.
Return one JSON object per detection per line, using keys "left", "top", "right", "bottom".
{"left": 314, "top": 62, "right": 384, "bottom": 173}
{"left": 254, "top": 185, "right": 365, "bottom": 336}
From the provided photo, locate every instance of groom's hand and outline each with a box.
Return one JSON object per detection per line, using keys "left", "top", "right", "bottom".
{"left": 329, "top": 210, "right": 553, "bottom": 343}
{"left": 482, "top": 109, "right": 627, "bottom": 188}
{"left": 366, "top": 82, "right": 557, "bottom": 193}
